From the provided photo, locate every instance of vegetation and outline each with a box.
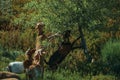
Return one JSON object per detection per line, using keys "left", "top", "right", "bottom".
{"left": 0, "top": 0, "right": 120, "bottom": 80}
{"left": 19, "top": 69, "right": 116, "bottom": 80}
{"left": 101, "top": 39, "right": 120, "bottom": 78}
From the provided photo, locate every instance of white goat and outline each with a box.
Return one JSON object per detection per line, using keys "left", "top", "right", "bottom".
{"left": 7, "top": 62, "right": 24, "bottom": 74}
{"left": 6, "top": 48, "right": 35, "bottom": 74}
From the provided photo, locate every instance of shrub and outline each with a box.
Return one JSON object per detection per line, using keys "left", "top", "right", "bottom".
{"left": 0, "top": 45, "right": 24, "bottom": 70}
{"left": 101, "top": 39, "right": 120, "bottom": 76}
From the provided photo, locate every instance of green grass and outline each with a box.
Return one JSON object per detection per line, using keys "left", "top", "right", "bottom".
{"left": 18, "top": 73, "right": 26, "bottom": 80}
{"left": 91, "top": 74, "right": 116, "bottom": 80}
{"left": 18, "top": 69, "right": 116, "bottom": 80}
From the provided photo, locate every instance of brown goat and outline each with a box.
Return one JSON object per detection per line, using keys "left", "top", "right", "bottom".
{"left": 44, "top": 30, "right": 72, "bottom": 70}
{"left": 0, "top": 71, "right": 21, "bottom": 80}
{"left": 23, "top": 48, "right": 36, "bottom": 69}
{"left": 26, "top": 22, "right": 47, "bottom": 80}
{"left": 23, "top": 48, "right": 36, "bottom": 80}
{"left": 27, "top": 49, "right": 46, "bottom": 80}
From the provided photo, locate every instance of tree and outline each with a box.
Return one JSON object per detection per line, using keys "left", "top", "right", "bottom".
{"left": 13, "top": 0, "right": 120, "bottom": 62}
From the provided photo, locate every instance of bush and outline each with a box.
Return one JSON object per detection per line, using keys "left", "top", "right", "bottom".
{"left": 101, "top": 39, "right": 120, "bottom": 76}
{"left": 0, "top": 45, "right": 24, "bottom": 70}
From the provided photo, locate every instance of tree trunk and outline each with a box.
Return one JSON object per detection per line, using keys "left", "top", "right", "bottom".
{"left": 78, "top": 24, "right": 91, "bottom": 63}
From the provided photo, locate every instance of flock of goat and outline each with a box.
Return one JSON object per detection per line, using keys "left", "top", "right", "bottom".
{"left": 0, "top": 22, "right": 74, "bottom": 80}
{"left": 0, "top": 48, "right": 46, "bottom": 80}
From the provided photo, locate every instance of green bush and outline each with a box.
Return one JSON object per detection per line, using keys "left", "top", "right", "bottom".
{"left": 0, "top": 45, "right": 24, "bottom": 70}
{"left": 101, "top": 39, "right": 120, "bottom": 76}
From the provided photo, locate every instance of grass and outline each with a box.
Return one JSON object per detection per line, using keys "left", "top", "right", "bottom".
{"left": 18, "top": 69, "right": 116, "bottom": 80}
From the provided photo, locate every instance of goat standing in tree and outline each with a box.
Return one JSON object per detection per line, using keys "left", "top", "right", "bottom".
{"left": 27, "top": 21, "right": 50, "bottom": 80}
{"left": 44, "top": 29, "right": 91, "bottom": 70}
{"left": 44, "top": 30, "right": 72, "bottom": 70}
{"left": 27, "top": 21, "right": 58, "bottom": 80}
{"left": 34, "top": 22, "right": 47, "bottom": 80}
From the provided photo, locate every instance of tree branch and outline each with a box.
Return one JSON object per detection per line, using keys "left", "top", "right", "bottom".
{"left": 71, "top": 36, "right": 81, "bottom": 47}
{"left": 47, "top": 32, "right": 61, "bottom": 41}
{"left": 72, "top": 46, "right": 82, "bottom": 50}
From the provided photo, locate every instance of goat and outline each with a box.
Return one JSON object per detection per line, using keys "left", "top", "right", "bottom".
{"left": 30, "top": 21, "right": 46, "bottom": 80}
{"left": 44, "top": 29, "right": 92, "bottom": 70}
{"left": 23, "top": 48, "right": 36, "bottom": 69}
{"left": 0, "top": 71, "right": 21, "bottom": 80}
{"left": 44, "top": 42, "right": 72, "bottom": 70}
{"left": 44, "top": 30, "right": 72, "bottom": 70}
{"left": 23, "top": 48, "right": 36, "bottom": 80}
{"left": 7, "top": 62, "right": 24, "bottom": 74}
{"left": 6, "top": 48, "right": 35, "bottom": 74}
{"left": 27, "top": 49, "right": 46, "bottom": 80}
{"left": 24, "top": 22, "right": 46, "bottom": 80}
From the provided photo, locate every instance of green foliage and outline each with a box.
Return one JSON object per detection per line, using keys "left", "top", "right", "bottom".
{"left": 0, "top": 0, "right": 13, "bottom": 15}
{"left": 12, "top": 0, "right": 104, "bottom": 32}
{"left": 101, "top": 39, "right": 120, "bottom": 75}
{"left": 18, "top": 69, "right": 115, "bottom": 80}
{"left": 1, "top": 0, "right": 120, "bottom": 32}
{"left": 0, "top": 45, "right": 24, "bottom": 70}
{"left": 102, "top": 39, "right": 120, "bottom": 63}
